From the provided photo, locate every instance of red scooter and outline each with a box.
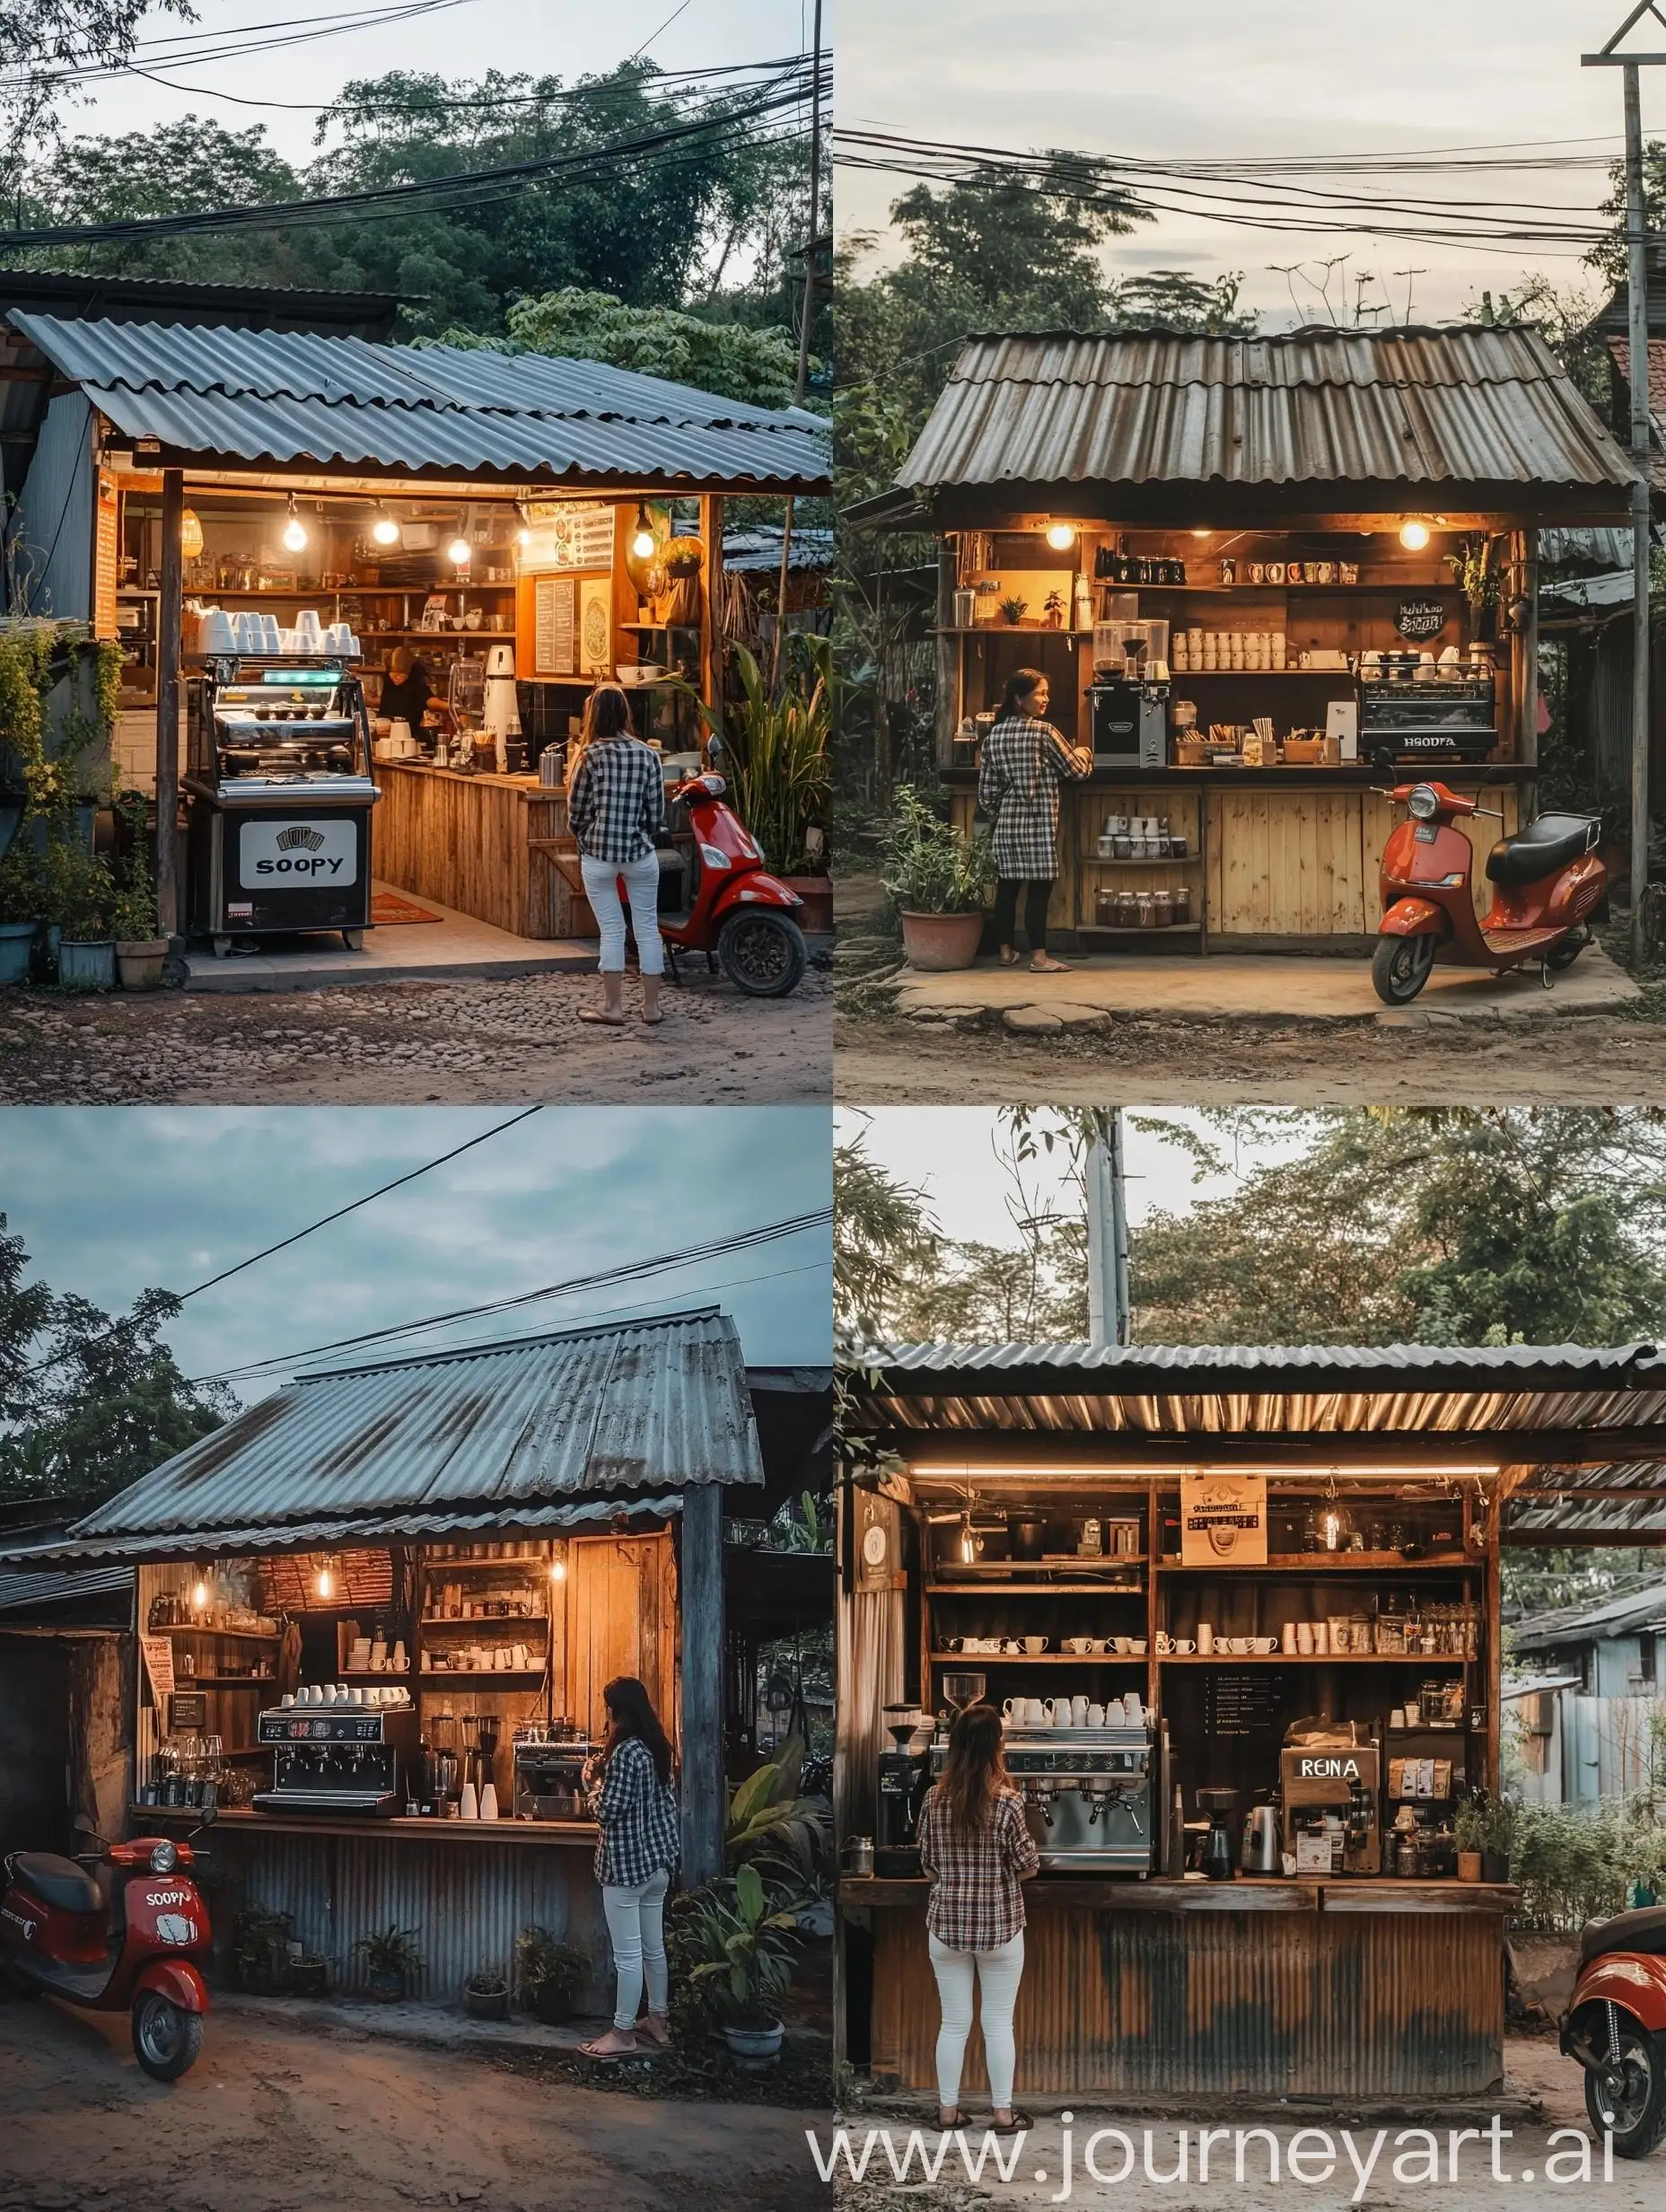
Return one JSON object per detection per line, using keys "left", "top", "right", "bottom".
{"left": 639, "top": 738, "right": 809, "bottom": 997}
{"left": 1561, "top": 1902, "right": 1666, "bottom": 2156}
{"left": 1, "top": 1807, "right": 215, "bottom": 2081}
{"left": 1372, "top": 769, "right": 1606, "bottom": 1006}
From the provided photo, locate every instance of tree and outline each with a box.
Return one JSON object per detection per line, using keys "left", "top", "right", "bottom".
{"left": 832, "top": 1129, "right": 940, "bottom": 1339}
{"left": 0, "top": 1216, "right": 230, "bottom": 1508}
{"left": 0, "top": 0, "right": 190, "bottom": 197}
{"left": 436, "top": 288, "right": 802, "bottom": 407}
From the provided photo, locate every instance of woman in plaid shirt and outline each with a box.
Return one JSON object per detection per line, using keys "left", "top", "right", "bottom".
{"left": 579, "top": 1675, "right": 680, "bottom": 2058}
{"left": 916, "top": 1703, "right": 1039, "bottom": 2134}
{"left": 977, "top": 669, "right": 1092, "bottom": 973}
{"left": 568, "top": 684, "right": 668, "bottom": 1030}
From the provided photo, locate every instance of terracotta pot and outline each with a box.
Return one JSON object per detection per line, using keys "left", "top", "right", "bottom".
{"left": 116, "top": 937, "right": 169, "bottom": 991}
{"left": 900, "top": 909, "right": 984, "bottom": 971}
{"left": 1458, "top": 1849, "right": 1483, "bottom": 1883}
{"left": 781, "top": 875, "right": 833, "bottom": 935}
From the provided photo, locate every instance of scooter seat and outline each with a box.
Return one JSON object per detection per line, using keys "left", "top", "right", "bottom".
{"left": 13, "top": 1851, "right": 101, "bottom": 1912}
{"left": 1578, "top": 1905, "right": 1666, "bottom": 1967}
{"left": 1485, "top": 813, "right": 1595, "bottom": 886}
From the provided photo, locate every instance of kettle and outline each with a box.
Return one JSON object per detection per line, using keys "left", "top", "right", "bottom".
{"left": 1242, "top": 1800, "right": 1281, "bottom": 1874}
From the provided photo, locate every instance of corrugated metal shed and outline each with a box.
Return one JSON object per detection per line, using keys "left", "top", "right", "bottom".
{"left": 5, "top": 312, "right": 830, "bottom": 493}
{"left": 0, "top": 1564, "right": 132, "bottom": 1619}
{"left": 1510, "top": 1581, "right": 1666, "bottom": 1653}
{"left": 40, "top": 1309, "right": 762, "bottom": 1561}
{"left": 895, "top": 325, "right": 1639, "bottom": 512}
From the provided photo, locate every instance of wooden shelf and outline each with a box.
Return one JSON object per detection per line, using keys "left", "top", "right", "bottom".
{"left": 932, "top": 1651, "right": 1149, "bottom": 1666}
{"left": 926, "top": 1582, "right": 1144, "bottom": 1597}
{"left": 171, "top": 1676, "right": 276, "bottom": 1689}
{"left": 421, "top": 1557, "right": 550, "bottom": 1573}
{"left": 153, "top": 1624, "right": 281, "bottom": 1642}
{"left": 1159, "top": 1653, "right": 1471, "bottom": 1666}
{"left": 1162, "top": 1553, "right": 1472, "bottom": 1574}
{"left": 419, "top": 1615, "right": 548, "bottom": 1630}
{"left": 341, "top": 1669, "right": 410, "bottom": 1681}
{"left": 197, "top": 585, "right": 515, "bottom": 600}
{"left": 1082, "top": 855, "right": 1202, "bottom": 869}
{"left": 417, "top": 1669, "right": 547, "bottom": 1683}
{"left": 1077, "top": 922, "right": 1204, "bottom": 937}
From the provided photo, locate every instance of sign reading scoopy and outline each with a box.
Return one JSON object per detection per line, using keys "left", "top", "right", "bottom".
{"left": 1180, "top": 1470, "right": 1268, "bottom": 1567}
{"left": 239, "top": 818, "right": 359, "bottom": 885}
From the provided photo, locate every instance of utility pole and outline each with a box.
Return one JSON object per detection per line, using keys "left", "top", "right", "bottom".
{"left": 776, "top": 10, "right": 826, "bottom": 686}
{"left": 1085, "top": 1112, "right": 1131, "bottom": 1349}
{"left": 1585, "top": 5, "right": 1666, "bottom": 962}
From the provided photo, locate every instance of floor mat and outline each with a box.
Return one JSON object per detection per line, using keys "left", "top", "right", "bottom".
{"left": 371, "top": 890, "right": 443, "bottom": 926}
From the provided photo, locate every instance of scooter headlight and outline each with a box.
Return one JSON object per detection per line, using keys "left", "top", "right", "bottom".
{"left": 1407, "top": 786, "right": 1440, "bottom": 821}
{"left": 149, "top": 1840, "right": 178, "bottom": 1874}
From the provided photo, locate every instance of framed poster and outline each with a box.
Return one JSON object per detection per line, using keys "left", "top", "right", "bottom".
{"left": 519, "top": 502, "right": 617, "bottom": 574}
{"left": 94, "top": 473, "right": 120, "bottom": 641}
{"left": 579, "top": 576, "right": 612, "bottom": 673}
{"left": 533, "top": 575, "right": 576, "bottom": 676}
{"left": 139, "top": 1633, "right": 176, "bottom": 1704}
{"left": 1180, "top": 1470, "right": 1268, "bottom": 1567}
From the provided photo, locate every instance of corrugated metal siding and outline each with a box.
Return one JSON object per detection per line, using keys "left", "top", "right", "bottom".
{"left": 205, "top": 1825, "right": 611, "bottom": 2006}
{"left": 8, "top": 312, "right": 830, "bottom": 491}
{"left": 4, "top": 391, "right": 94, "bottom": 617}
{"left": 0, "top": 1565, "right": 132, "bottom": 1617}
{"left": 900, "top": 327, "right": 1638, "bottom": 497}
{"left": 66, "top": 1310, "right": 760, "bottom": 1549}
{"left": 870, "top": 1902, "right": 1504, "bottom": 2097}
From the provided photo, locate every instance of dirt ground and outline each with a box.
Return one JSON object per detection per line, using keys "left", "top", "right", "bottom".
{"left": 827, "top": 2036, "right": 1642, "bottom": 2210}
{"left": 0, "top": 966, "right": 832, "bottom": 1107}
{"left": 834, "top": 1008, "right": 1666, "bottom": 1107}
{"left": 0, "top": 1995, "right": 828, "bottom": 2212}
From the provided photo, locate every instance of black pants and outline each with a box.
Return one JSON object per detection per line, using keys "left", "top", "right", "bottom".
{"left": 993, "top": 877, "right": 1054, "bottom": 956}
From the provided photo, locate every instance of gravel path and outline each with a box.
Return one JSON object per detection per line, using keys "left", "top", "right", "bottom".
{"left": 0, "top": 969, "right": 831, "bottom": 1107}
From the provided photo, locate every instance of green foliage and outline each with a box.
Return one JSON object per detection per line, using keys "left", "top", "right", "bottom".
{"left": 39, "top": 836, "right": 114, "bottom": 940}
{"left": 680, "top": 636, "right": 832, "bottom": 873}
{"left": 230, "top": 1905, "right": 294, "bottom": 1993}
{"left": 0, "top": 0, "right": 186, "bottom": 193}
{"left": 0, "top": 838, "right": 42, "bottom": 926}
{"left": 354, "top": 1924, "right": 424, "bottom": 1979}
{"left": 725, "top": 1740, "right": 826, "bottom": 1880}
{"left": 776, "top": 1489, "right": 832, "bottom": 1554}
{"left": 435, "top": 289, "right": 806, "bottom": 408}
{"left": 1444, "top": 535, "right": 1500, "bottom": 610}
{"left": 832, "top": 1129, "right": 942, "bottom": 1339}
{"left": 676, "top": 1861, "right": 802, "bottom": 2026}
{"left": 109, "top": 789, "right": 158, "bottom": 943}
{"left": 514, "top": 1926, "right": 589, "bottom": 2006}
{"left": 1454, "top": 1786, "right": 1514, "bottom": 1859}
{"left": 879, "top": 785, "right": 994, "bottom": 917}
{"left": 1512, "top": 1788, "right": 1666, "bottom": 1933}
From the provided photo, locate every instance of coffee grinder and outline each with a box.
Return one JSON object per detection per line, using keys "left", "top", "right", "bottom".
{"left": 876, "top": 1705, "right": 929, "bottom": 1877}
{"left": 464, "top": 1712, "right": 501, "bottom": 1805}
{"left": 424, "top": 1708, "right": 463, "bottom": 1816}
{"left": 1197, "top": 1786, "right": 1240, "bottom": 1881}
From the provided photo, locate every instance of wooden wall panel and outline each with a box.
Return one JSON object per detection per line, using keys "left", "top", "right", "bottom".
{"left": 373, "top": 766, "right": 584, "bottom": 937}
{"left": 559, "top": 1534, "right": 675, "bottom": 1742}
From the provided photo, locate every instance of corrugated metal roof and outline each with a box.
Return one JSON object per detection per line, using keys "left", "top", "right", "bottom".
{"left": 57, "top": 1309, "right": 762, "bottom": 1555}
{"left": 899, "top": 326, "right": 1640, "bottom": 502}
{"left": 0, "top": 1563, "right": 132, "bottom": 1617}
{"left": 7, "top": 312, "right": 830, "bottom": 492}
{"left": 1509, "top": 1580, "right": 1666, "bottom": 1652}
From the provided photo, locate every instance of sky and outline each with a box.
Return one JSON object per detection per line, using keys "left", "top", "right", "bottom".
{"left": 49, "top": 0, "right": 817, "bottom": 165}
{"left": 837, "top": 0, "right": 1643, "bottom": 325}
{"left": 1, "top": 1105, "right": 832, "bottom": 1403}
{"left": 835, "top": 1107, "right": 1309, "bottom": 1249}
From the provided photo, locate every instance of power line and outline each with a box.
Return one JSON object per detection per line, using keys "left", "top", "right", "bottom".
{"left": 1, "top": 0, "right": 483, "bottom": 87}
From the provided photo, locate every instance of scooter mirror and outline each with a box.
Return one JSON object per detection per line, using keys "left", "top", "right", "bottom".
{"left": 196, "top": 1804, "right": 219, "bottom": 1830}
{"left": 72, "top": 1813, "right": 98, "bottom": 1836}
{"left": 1372, "top": 747, "right": 1395, "bottom": 776}
{"left": 703, "top": 731, "right": 724, "bottom": 770}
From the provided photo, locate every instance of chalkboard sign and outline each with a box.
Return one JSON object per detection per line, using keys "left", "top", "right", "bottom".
{"left": 168, "top": 1691, "right": 206, "bottom": 1734}
{"left": 1396, "top": 598, "right": 1448, "bottom": 641}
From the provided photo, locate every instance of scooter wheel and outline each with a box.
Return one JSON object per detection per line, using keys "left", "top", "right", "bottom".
{"left": 1372, "top": 933, "right": 1437, "bottom": 1005}
{"left": 1545, "top": 927, "right": 1589, "bottom": 972}
{"left": 132, "top": 1992, "right": 203, "bottom": 2082}
{"left": 717, "top": 909, "right": 807, "bottom": 998}
{"left": 1585, "top": 2018, "right": 1666, "bottom": 2157}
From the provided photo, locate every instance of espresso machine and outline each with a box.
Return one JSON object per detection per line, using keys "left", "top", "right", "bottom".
{"left": 253, "top": 1704, "right": 420, "bottom": 1816}
{"left": 876, "top": 1707, "right": 930, "bottom": 1876}
{"left": 990, "top": 1721, "right": 1154, "bottom": 1873}
{"left": 512, "top": 1726, "right": 595, "bottom": 1820}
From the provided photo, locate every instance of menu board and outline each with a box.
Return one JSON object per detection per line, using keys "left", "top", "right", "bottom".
{"left": 94, "top": 473, "right": 121, "bottom": 640}
{"left": 139, "top": 1633, "right": 177, "bottom": 1705}
{"left": 533, "top": 576, "right": 576, "bottom": 675}
{"left": 579, "top": 577, "right": 612, "bottom": 672}
{"left": 520, "top": 502, "right": 617, "bottom": 574}
{"left": 1396, "top": 598, "right": 1449, "bottom": 641}
{"left": 1180, "top": 1470, "right": 1268, "bottom": 1567}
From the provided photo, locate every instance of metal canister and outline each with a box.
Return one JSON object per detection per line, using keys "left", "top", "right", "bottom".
{"left": 846, "top": 1836, "right": 875, "bottom": 1876}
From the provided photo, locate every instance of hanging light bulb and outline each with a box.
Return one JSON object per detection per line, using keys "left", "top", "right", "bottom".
{"left": 515, "top": 527, "right": 531, "bottom": 547}
{"left": 958, "top": 1505, "right": 977, "bottom": 1565}
{"left": 190, "top": 1571, "right": 209, "bottom": 1611}
{"left": 1399, "top": 518, "right": 1432, "bottom": 551}
{"left": 447, "top": 537, "right": 472, "bottom": 566}
{"left": 180, "top": 508, "right": 204, "bottom": 561}
{"left": 315, "top": 1556, "right": 335, "bottom": 1601}
{"left": 372, "top": 505, "right": 401, "bottom": 548}
{"left": 1044, "top": 522, "right": 1075, "bottom": 552}
{"left": 630, "top": 504, "right": 658, "bottom": 561}
{"left": 548, "top": 1542, "right": 567, "bottom": 1584}
{"left": 282, "top": 496, "right": 308, "bottom": 553}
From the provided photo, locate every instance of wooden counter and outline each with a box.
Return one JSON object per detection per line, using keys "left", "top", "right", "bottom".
{"left": 843, "top": 1874, "right": 1513, "bottom": 2098}
{"left": 946, "top": 765, "right": 1529, "bottom": 952}
{"left": 135, "top": 1804, "right": 597, "bottom": 1845}
{"left": 373, "top": 761, "right": 592, "bottom": 939}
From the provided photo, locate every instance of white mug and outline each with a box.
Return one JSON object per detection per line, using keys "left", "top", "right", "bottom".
{"left": 1002, "top": 1698, "right": 1022, "bottom": 1721}
{"left": 1087, "top": 1703, "right": 1106, "bottom": 1727}
{"left": 1124, "top": 1692, "right": 1144, "bottom": 1727}
{"left": 1028, "top": 1698, "right": 1049, "bottom": 1726}
{"left": 1296, "top": 1623, "right": 1315, "bottom": 1654}
{"left": 1106, "top": 1697, "right": 1127, "bottom": 1725}
{"left": 1113, "top": 1635, "right": 1133, "bottom": 1655}
{"left": 1129, "top": 1637, "right": 1148, "bottom": 1655}
{"left": 1023, "top": 1636, "right": 1048, "bottom": 1655}
{"left": 1197, "top": 1622, "right": 1214, "bottom": 1655}
{"left": 1070, "top": 1695, "right": 1090, "bottom": 1725}
{"left": 1172, "top": 1638, "right": 1197, "bottom": 1655}
{"left": 1155, "top": 1632, "right": 1173, "bottom": 1655}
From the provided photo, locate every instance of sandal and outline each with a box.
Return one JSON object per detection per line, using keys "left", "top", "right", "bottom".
{"left": 578, "top": 2032, "right": 639, "bottom": 2059}
{"left": 1029, "top": 955, "right": 1072, "bottom": 973}
{"left": 936, "top": 2108, "right": 963, "bottom": 2132}
{"left": 986, "top": 2111, "right": 1034, "bottom": 2136}
{"left": 998, "top": 948, "right": 1022, "bottom": 967}
{"left": 577, "top": 1009, "right": 627, "bottom": 1027}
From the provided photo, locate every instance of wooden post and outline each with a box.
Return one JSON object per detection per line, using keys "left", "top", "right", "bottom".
{"left": 154, "top": 468, "right": 184, "bottom": 937}
{"left": 934, "top": 542, "right": 958, "bottom": 769}
{"left": 1519, "top": 529, "right": 1539, "bottom": 770}
{"left": 702, "top": 494, "right": 724, "bottom": 715}
{"left": 679, "top": 1483, "right": 724, "bottom": 1887}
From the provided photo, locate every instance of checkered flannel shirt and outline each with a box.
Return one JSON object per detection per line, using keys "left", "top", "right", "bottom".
{"left": 978, "top": 715, "right": 1091, "bottom": 879}
{"left": 585, "top": 1734, "right": 680, "bottom": 1889}
{"left": 916, "top": 1783, "right": 1039, "bottom": 1952}
{"left": 568, "top": 736, "right": 665, "bottom": 865}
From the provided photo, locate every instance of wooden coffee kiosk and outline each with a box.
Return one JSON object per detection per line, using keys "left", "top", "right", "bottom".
{"left": 837, "top": 1340, "right": 1666, "bottom": 2100}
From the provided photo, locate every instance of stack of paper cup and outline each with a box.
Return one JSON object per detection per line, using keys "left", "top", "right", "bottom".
{"left": 294, "top": 610, "right": 322, "bottom": 648}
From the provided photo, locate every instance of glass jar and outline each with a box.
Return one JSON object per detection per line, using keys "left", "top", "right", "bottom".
{"left": 1173, "top": 884, "right": 1193, "bottom": 925}
{"left": 1151, "top": 889, "right": 1173, "bottom": 927}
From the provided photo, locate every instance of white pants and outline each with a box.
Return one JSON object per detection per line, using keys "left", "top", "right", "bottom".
{"left": 581, "top": 851, "right": 664, "bottom": 977}
{"left": 928, "top": 1927, "right": 1025, "bottom": 2112}
{"left": 601, "top": 1865, "right": 671, "bottom": 2030}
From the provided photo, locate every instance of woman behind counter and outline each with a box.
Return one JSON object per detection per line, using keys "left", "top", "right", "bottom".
{"left": 580, "top": 1675, "right": 680, "bottom": 2059}
{"left": 978, "top": 668, "right": 1092, "bottom": 971}
{"left": 916, "top": 1702, "right": 1039, "bottom": 2137}
{"left": 567, "top": 683, "right": 666, "bottom": 1028}
{"left": 373, "top": 645, "right": 440, "bottom": 735}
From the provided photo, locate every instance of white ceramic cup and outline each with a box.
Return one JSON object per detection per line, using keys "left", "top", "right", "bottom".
{"left": 1003, "top": 1698, "right": 1022, "bottom": 1720}
{"left": 1071, "top": 1695, "right": 1090, "bottom": 1725}
{"left": 1296, "top": 1623, "right": 1314, "bottom": 1654}
{"left": 1087, "top": 1703, "right": 1106, "bottom": 1727}
{"left": 1197, "top": 1622, "right": 1214, "bottom": 1655}
{"left": 1106, "top": 1698, "right": 1126, "bottom": 1725}
{"left": 1173, "top": 1638, "right": 1197, "bottom": 1655}
{"left": 279, "top": 1692, "right": 294, "bottom": 1707}
{"left": 1113, "top": 1635, "right": 1132, "bottom": 1654}
{"left": 1023, "top": 1636, "right": 1048, "bottom": 1655}
{"left": 1155, "top": 1632, "right": 1173, "bottom": 1655}
{"left": 1129, "top": 1637, "right": 1148, "bottom": 1655}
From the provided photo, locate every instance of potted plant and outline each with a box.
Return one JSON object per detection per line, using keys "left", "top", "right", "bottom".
{"left": 463, "top": 1967, "right": 510, "bottom": 2021}
{"left": 355, "top": 1924, "right": 423, "bottom": 2003}
{"left": 0, "top": 837, "right": 42, "bottom": 986}
{"left": 231, "top": 1905, "right": 294, "bottom": 1995}
{"left": 1445, "top": 535, "right": 1500, "bottom": 640}
{"left": 515, "top": 1926, "right": 589, "bottom": 2023}
{"left": 110, "top": 791, "right": 168, "bottom": 990}
{"left": 680, "top": 1863, "right": 802, "bottom": 2069}
{"left": 40, "top": 834, "right": 116, "bottom": 991}
{"left": 881, "top": 785, "right": 995, "bottom": 971}
{"left": 1480, "top": 1792, "right": 1516, "bottom": 1885}
{"left": 289, "top": 1955, "right": 329, "bottom": 1999}
{"left": 999, "top": 595, "right": 1028, "bottom": 627}
{"left": 1453, "top": 1794, "right": 1486, "bottom": 1883}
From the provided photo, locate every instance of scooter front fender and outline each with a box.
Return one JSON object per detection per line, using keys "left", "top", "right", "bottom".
{"left": 1379, "top": 896, "right": 1446, "bottom": 939}
{"left": 709, "top": 871, "right": 802, "bottom": 920}
{"left": 133, "top": 1958, "right": 210, "bottom": 2014}
{"left": 1568, "top": 1956, "right": 1666, "bottom": 2036}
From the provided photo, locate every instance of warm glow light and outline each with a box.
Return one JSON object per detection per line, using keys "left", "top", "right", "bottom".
{"left": 190, "top": 1576, "right": 208, "bottom": 1611}
{"left": 316, "top": 1562, "right": 335, "bottom": 1601}
{"left": 1399, "top": 519, "right": 1432, "bottom": 551}
{"left": 180, "top": 509, "right": 204, "bottom": 560}
{"left": 630, "top": 504, "right": 657, "bottom": 560}
{"left": 958, "top": 1511, "right": 977, "bottom": 1565}
{"left": 447, "top": 538, "right": 473, "bottom": 566}
{"left": 282, "top": 496, "right": 308, "bottom": 553}
{"left": 516, "top": 527, "right": 531, "bottom": 546}
{"left": 548, "top": 1549, "right": 567, "bottom": 1584}
{"left": 372, "top": 508, "right": 401, "bottom": 547}
{"left": 1044, "top": 522, "right": 1075, "bottom": 552}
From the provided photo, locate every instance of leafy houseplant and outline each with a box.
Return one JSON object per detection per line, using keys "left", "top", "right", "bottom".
{"left": 999, "top": 596, "right": 1029, "bottom": 627}
{"left": 679, "top": 1863, "right": 801, "bottom": 2066}
{"left": 40, "top": 833, "right": 117, "bottom": 990}
{"left": 355, "top": 1923, "right": 423, "bottom": 2002}
{"left": 110, "top": 790, "right": 168, "bottom": 990}
{"left": 463, "top": 1966, "right": 510, "bottom": 2021}
{"left": 231, "top": 1905, "right": 294, "bottom": 1996}
{"left": 679, "top": 636, "right": 832, "bottom": 887}
{"left": 0, "top": 838, "right": 41, "bottom": 985}
{"left": 725, "top": 1741, "right": 827, "bottom": 1881}
{"left": 515, "top": 1926, "right": 589, "bottom": 2023}
{"left": 881, "top": 786, "right": 995, "bottom": 972}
